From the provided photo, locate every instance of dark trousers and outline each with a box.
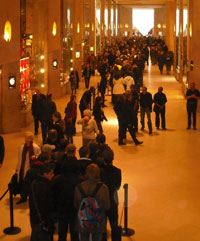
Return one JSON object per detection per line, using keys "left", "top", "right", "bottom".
{"left": 155, "top": 110, "right": 166, "bottom": 129}
{"left": 187, "top": 106, "right": 197, "bottom": 128}
{"left": 33, "top": 115, "right": 39, "bottom": 134}
{"left": 58, "top": 217, "right": 79, "bottom": 241}
{"left": 41, "top": 121, "right": 52, "bottom": 144}
{"left": 84, "top": 77, "right": 90, "bottom": 89}
{"left": 72, "top": 119, "right": 76, "bottom": 134}
{"left": 96, "top": 121, "right": 103, "bottom": 133}
{"left": 31, "top": 223, "right": 53, "bottom": 241}
{"left": 102, "top": 206, "right": 120, "bottom": 241}
{"left": 118, "top": 120, "right": 139, "bottom": 144}
{"left": 79, "top": 232, "right": 102, "bottom": 241}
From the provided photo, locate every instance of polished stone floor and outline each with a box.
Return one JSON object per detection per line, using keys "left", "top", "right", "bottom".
{"left": 1, "top": 63, "right": 200, "bottom": 241}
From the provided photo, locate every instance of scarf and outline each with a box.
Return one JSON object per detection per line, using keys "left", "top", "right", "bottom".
{"left": 19, "top": 142, "right": 34, "bottom": 181}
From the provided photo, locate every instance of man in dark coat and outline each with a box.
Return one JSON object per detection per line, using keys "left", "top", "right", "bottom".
{"left": 29, "top": 163, "right": 55, "bottom": 241}
{"left": 101, "top": 148, "right": 121, "bottom": 241}
{"left": 69, "top": 69, "right": 80, "bottom": 94}
{"left": 82, "top": 63, "right": 93, "bottom": 89}
{"left": 0, "top": 135, "right": 5, "bottom": 168}
{"left": 40, "top": 94, "right": 57, "bottom": 144}
{"left": 51, "top": 156, "right": 82, "bottom": 241}
{"left": 31, "top": 89, "right": 46, "bottom": 135}
{"left": 153, "top": 87, "right": 167, "bottom": 130}
{"left": 185, "top": 82, "right": 200, "bottom": 130}
{"left": 79, "top": 87, "right": 95, "bottom": 118}
{"left": 140, "top": 86, "right": 153, "bottom": 134}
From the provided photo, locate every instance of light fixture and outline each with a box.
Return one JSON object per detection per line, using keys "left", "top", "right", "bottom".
{"left": 29, "top": 34, "right": 33, "bottom": 39}
{"left": 77, "top": 23, "right": 80, "bottom": 33}
{"left": 70, "top": 59, "right": 73, "bottom": 63}
{"left": 9, "top": 76, "right": 16, "bottom": 89}
{"left": 40, "top": 68, "right": 45, "bottom": 73}
{"left": 52, "top": 60, "right": 58, "bottom": 69}
{"left": 75, "top": 52, "right": 80, "bottom": 58}
{"left": 92, "top": 24, "right": 94, "bottom": 31}
{"left": 190, "top": 23, "right": 192, "bottom": 37}
{"left": 4, "top": 21, "right": 12, "bottom": 42}
{"left": 70, "top": 67, "right": 73, "bottom": 71}
{"left": 90, "top": 46, "right": 94, "bottom": 51}
{"left": 157, "top": 24, "right": 161, "bottom": 29}
{"left": 52, "top": 22, "right": 57, "bottom": 36}
{"left": 70, "top": 47, "right": 73, "bottom": 51}
{"left": 41, "top": 84, "right": 45, "bottom": 88}
{"left": 82, "top": 42, "right": 85, "bottom": 46}
{"left": 40, "top": 55, "right": 44, "bottom": 60}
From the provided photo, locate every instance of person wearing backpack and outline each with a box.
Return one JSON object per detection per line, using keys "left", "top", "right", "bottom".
{"left": 74, "top": 163, "right": 110, "bottom": 241}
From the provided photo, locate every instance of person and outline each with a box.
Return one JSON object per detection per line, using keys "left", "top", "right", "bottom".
{"left": 40, "top": 93, "right": 57, "bottom": 144}
{"left": 31, "top": 89, "right": 46, "bottom": 135}
{"left": 114, "top": 94, "right": 143, "bottom": 145}
{"left": 153, "top": 87, "right": 167, "bottom": 130}
{"left": 79, "top": 87, "right": 95, "bottom": 118}
{"left": 123, "top": 73, "right": 134, "bottom": 91}
{"left": 93, "top": 96, "right": 107, "bottom": 134}
{"left": 51, "top": 156, "right": 82, "bottom": 241}
{"left": 0, "top": 135, "right": 5, "bottom": 168}
{"left": 100, "top": 148, "right": 121, "bottom": 241}
{"left": 69, "top": 69, "right": 79, "bottom": 94}
{"left": 29, "top": 163, "right": 55, "bottom": 241}
{"left": 64, "top": 94, "right": 77, "bottom": 136}
{"left": 185, "top": 82, "right": 200, "bottom": 130}
{"left": 130, "top": 84, "right": 139, "bottom": 132}
{"left": 51, "top": 111, "right": 65, "bottom": 140}
{"left": 112, "top": 70, "right": 125, "bottom": 105}
{"left": 77, "top": 109, "right": 99, "bottom": 147}
{"left": 140, "top": 86, "right": 153, "bottom": 134}
{"left": 82, "top": 63, "right": 92, "bottom": 89}
{"left": 74, "top": 163, "right": 110, "bottom": 241}
{"left": 78, "top": 146, "right": 92, "bottom": 177}
{"left": 16, "top": 132, "right": 41, "bottom": 204}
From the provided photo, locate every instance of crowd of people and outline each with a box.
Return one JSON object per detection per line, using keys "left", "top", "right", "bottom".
{"left": 1, "top": 35, "right": 199, "bottom": 241}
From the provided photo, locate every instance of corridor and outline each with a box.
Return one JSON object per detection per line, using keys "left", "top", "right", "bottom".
{"left": 1, "top": 63, "right": 200, "bottom": 241}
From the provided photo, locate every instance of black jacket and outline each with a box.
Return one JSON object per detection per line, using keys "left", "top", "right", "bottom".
{"left": 29, "top": 176, "right": 53, "bottom": 225}
{"left": 31, "top": 93, "right": 46, "bottom": 116}
{"left": 100, "top": 164, "right": 121, "bottom": 207}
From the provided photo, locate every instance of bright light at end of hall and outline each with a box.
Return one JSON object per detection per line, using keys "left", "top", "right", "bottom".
{"left": 52, "top": 22, "right": 57, "bottom": 36}
{"left": 132, "top": 9, "right": 154, "bottom": 36}
{"left": 40, "top": 68, "right": 45, "bottom": 73}
{"left": 4, "top": 21, "right": 12, "bottom": 42}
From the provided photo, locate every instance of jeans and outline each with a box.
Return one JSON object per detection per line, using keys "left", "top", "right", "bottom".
{"left": 187, "top": 106, "right": 197, "bottom": 128}
{"left": 140, "top": 107, "right": 152, "bottom": 132}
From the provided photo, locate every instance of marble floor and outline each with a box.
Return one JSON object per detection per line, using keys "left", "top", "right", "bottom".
{"left": 1, "top": 63, "right": 200, "bottom": 241}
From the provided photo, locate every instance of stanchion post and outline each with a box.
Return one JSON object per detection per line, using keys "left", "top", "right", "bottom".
{"left": 122, "top": 183, "right": 135, "bottom": 236}
{"left": 3, "top": 182, "right": 21, "bottom": 235}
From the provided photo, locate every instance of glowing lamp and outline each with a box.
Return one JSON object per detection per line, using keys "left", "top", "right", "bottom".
{"left": 52, "top": 22, "right": 57, "bottom": 36}
{"left": 4, "top": 21, "right": 12, "bottom": 42}
{"left": 125, "top": 24, "right": 129, "bottom": 29}
{"left": 90, "top": 46, "right": 94, "bottom": 51}
{"left": 77, "top": 23, "right": 80, "bottom": 33}
{"left": 157, "top": 24, "right": 161, "bottom": 29}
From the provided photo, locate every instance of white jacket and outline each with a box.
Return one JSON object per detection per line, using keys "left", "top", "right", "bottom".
{"left": 113, "top": 78, "right": 125, "bottom": 95}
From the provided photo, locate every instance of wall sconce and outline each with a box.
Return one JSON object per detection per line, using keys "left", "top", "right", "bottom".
{"left": 52, "top": 22, "right": 57, "bottom": 36}
{"left": 40, "top": 68, "right": 45, "bottom": 73}
{"left": 77, "top": 23, "right": 80, "bottom": 33}
{"left": 162, "top": 24, "right": 166, "bottom": 29}
{"left": 92, "top": 24, "right": 94, "bottom": 31}
{"left": 75, "top": 52, "right": 80, "bottom": 58}
{"left": 40, "top": 55, "right": 45, "bottom": 60}
{"left": 157, "top": 24, "right": 161, "bottom": 29}
{"left": 190, "top": 23, "right": 192, "bottom": 37}
{"left": 125, "top": 24, "right": 129, "bottom": 29}
{"left": 41, "top": 84, "right": 45, "bottom": 88}
{"left": 90, "top": 46, "right": 94, "bottom": 51}
{"left": 4, "top": 21, "right": 12, "bottom": 42}
{"left": 52, "top": 60, "right": 58, "bottom": 69}
{"left": 8, "top": 75, "right": 16, "bottom": 89}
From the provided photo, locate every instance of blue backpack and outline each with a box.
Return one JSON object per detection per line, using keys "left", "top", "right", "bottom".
{"left": 77, "top": 183, "right": 103, "bottom": 230}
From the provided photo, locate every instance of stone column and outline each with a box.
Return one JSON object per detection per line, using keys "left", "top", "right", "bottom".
{"left": 178, "top": 0, "right": 184, "bottom": 83}
{"left": 107, "top": 0, "right": 111, "bottom": 43}
{"left": 113, "top": 0, "right": 116, "bottom": 40}
{"left": 0, "top": 0, "right": 21, "bottom": 133}
{"left": 89, "top": 0, "right": 96, "bottom": 54}
{"left": 47, "top": 0, "right": 64, "bottom": 98}
{"left": 100, "top": 0, "right": 105, "bottom": 49}
{"left": 166, "top": 0, "right": 175, "bottom": 51}
{"left": 72, "top": 0, "right": 84, "bottom": 77}
{"left": 187, "top": 0, "right": 200, "bottom": 89}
